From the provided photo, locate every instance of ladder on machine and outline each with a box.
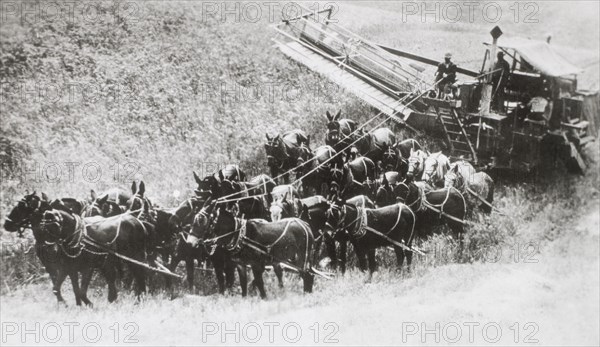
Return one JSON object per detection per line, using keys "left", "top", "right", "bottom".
{"left": 431, "top": 101, "right": 478, "bottom": 163}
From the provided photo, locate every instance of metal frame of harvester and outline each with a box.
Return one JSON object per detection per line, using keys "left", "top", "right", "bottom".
{"left": 272, "top": 5, "right": 598, "bottom": 175}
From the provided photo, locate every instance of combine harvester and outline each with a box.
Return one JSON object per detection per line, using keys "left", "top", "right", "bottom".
{"left": 272, "top": 6, "right": 599, "bottom": 174}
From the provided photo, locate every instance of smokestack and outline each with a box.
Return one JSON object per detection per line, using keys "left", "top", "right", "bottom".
{"left": 546, "top": 34, "right": 552, "bottom": 44}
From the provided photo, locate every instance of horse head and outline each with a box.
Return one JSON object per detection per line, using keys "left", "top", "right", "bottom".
{"left": 406, "top": 148, "right": 425, "bottom": 181}
{"left": 169, "top": 196, "right": 206, "bottom": 230}
{"left": 186, "top": 199, "right": 217, "bottom": 247}
{"left": 381, "top": 143, "right": 399, "bottom": 171}
{"left": 325, "top": 110, "right": 343, "bottom": 145}
{"left": 269, "top": 196, "right": 289, "bottom": 222}
{"left": 265, "top": 133, "right": 288, "bottom": 167}
{"left": 423, "top": 152, "right": 450, "bottom": 186}
{"left": 444, "top": 163, "right": 465, "bottom": 190}
{"left": 4, "top": 191, "right": 49, "bottom": 233}
{"left": 194, "top": 171, "right": 220, "bottom": 198}
{"left": 324, "top": 195, "right": 346, "bottom": 234}
{"left": 126, "top": 181, "right": 155, "bottom": 222}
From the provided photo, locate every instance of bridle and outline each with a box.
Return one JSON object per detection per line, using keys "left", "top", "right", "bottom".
{"left": 407, "top": 155, "right": 422, "bottom": 177}
{"left": 199, "top": 208, "right": 246, "bottom": 255}
{"left": 6, "top": 198, "right": 41, "bottom": 237}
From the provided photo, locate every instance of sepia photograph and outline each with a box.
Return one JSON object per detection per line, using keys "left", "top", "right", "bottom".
{"left": 1, "top": 0, "right": 599, "bottom": 345}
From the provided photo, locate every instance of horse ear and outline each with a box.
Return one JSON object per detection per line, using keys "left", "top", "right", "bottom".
{"left": 301, "top": 205, "right": 309, "bottom": 219}
{"left": 306, "top": 135, "right": 311, "bottom": 147}
{"left": 382, "top": 174, "right": 389, "bottom": 186}
{"left": 98, "top": 195, "right": 108, "bottom": 204}
{"left": 193, "top": 171, "right": 202, "bottom": 185}
{"left": 265, "top": 133, "right": 271, "bottom": 141}
{"left": 218, "top": 170, "right": 224, "bottom": 182}
{"left": 41, "top": 192, "right": 49, "bottom": 201}
{"left": 326, "top": 111, "right": 332, "bottom": 121}
{"left": 90, "top": 189, "right": 97, "bottom": 200}
{"left": 131, "top": 181, "right": 137, "bottom": 194}
{"left": 138, "top": 181, "right": 145, "bottom": 196}
{"left": 335, "top": 110, "right": 341, "bottom": 120}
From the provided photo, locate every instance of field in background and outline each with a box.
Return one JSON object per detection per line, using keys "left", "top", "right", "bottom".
{"left": 1, "top": 1, "right": 599, "bottom": 345}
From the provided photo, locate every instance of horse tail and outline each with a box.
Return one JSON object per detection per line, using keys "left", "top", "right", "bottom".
{"left": 484, "top": 174, "right": 494, "bottom": 214}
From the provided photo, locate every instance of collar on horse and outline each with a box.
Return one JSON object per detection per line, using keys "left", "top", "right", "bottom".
{"left": 330, "top": 204, "right": 367, "bottom": 239}
{"left": 42, "top": 212, "right": 86, "bottom": 258}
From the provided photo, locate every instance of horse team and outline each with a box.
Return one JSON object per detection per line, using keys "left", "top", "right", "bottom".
{"left": 4, "top": 110, "right": 495, "bottom": 305}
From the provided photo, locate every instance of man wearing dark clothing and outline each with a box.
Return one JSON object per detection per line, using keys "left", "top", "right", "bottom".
{"left": 492, "top": 52, "right": 511, "bottom": 111}
{"left": 435, "top": 53, "right": 458, "bottom": 98}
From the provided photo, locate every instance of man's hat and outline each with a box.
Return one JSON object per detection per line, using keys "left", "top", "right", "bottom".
{"left": 444, "top": 52, "right": 452, "bottom": 58}
{"left": 497, "top": 51, "right": 504, "bottom": 57}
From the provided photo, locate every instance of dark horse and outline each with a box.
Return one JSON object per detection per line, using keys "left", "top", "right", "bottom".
{"left": 41, "top": 204, "right": 151, "bottom": 303}
{"left": 299, "top": 145, "right": 343, "bottom": 197}
{"left": 189, "top": 201, "right": 314, "bottom": 298}
{"left": 121, "top": 181, "right": 158, "bottom": 259}
{"left": 265, "top": 130, "right": 312, "bottom": 184}
{"left": 326, "top": 197, "right": 416, "bottom": 281}
{"left": 325, "top": 110, "right": 357, "bottom": 156}
{"left": 353, "top": 127, "right": 396, "bottom": 164}
{"left": 219, "top": 174, "right": 275, "bottom": 219}
{"left": 4, "top": 192, "right": 98, "bottom": 305}
{"left": 328, "top": 156, "right": 376, "bottom": 200}
{"left": 373, "top": 172, "right": 403, "bottom": 207}
{"left": 381, "top": 139, "right": 422, "bottom": 177}
{"left": 394, "top": 181, "right": 467, "bottom": 246}
{"left": 325, "top": 195, "right": 376, "bottom": 274}
{"left": 85, "top": 188, "right": 131, "bottom": 217}
{"left": 193, "top": 165, "right": 247, "bottom": 198}
{"left": 167, "top": 196, "right": 209, "bottom": 290}
{"left": 269, "top": 195, "right": 331, "bottom": 264}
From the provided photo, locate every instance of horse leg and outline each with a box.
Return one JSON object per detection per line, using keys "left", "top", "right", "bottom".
{"left": 237, "top": 264, "right": 248, "bottom": 297}
{"left": 166, "top": 252, "right": 182, "bottom": 290}
{"left": 354, "top": 244, "right": 368, "bottom": 273}
{"left": 449, "top": 223, "right": 465, "bottom": 262}
{"left": 52, "top": 268, "right": 68, "bottom": 306}
{"left": 406, "top": 250, "right": 414, "bottom": 273}
{"left": 212, "top": 256, "right": 226, "bottom": 295}
{"left": 367, "top": 249, "right": 377, "bottom": 281}
{"left": 78, "top": 268, "right": 94, "bottom": 307}
{"left": 273, "top": 263, "right": 284, "bottom": 289}
{"left": 185, "top": 257, "right": 195, "bottom": 292}
{"left": 339, "top": 240, "right": 348, "bottom": 274}
{"left": 325, "top": 237, "right": 338, "bottom": 270}
{"left": 302, "top": 271, "right": 314, "bottom": 293}
{"left": 100, "top": 260, "right": 119, "bottom": 303}
{"left": 224, "top": 259, "right": 236, "bottom": 290}
{"left": 251, "top": 264, "right": 267, "bottom": 299}
{"left": 394, "top": 247, "right": 406, "bottom": 273}
{"left": 67, "top": 271, "right": 82, "bottom": 306}
{"left": 130, "top": 261, "right": 146, "bottom": 301}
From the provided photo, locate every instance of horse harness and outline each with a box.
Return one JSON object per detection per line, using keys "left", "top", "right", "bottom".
{"left": 204, "top": 216, "right": 312, "bottom": 272}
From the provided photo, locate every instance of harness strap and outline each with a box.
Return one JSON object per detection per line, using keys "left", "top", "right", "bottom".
{"left": 422, "top": 201, "right": 475, "bottom": 226}
{"left": 363, "top": 225, "right": 423, "bottom": 255}
{"left": 387, "top": 204, "right": 403, "bottom": 234}
{"left": 265, "top": 219, "right": 292, "bottom": 252}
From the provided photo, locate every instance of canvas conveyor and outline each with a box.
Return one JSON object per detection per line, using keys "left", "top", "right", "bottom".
{"left": 271, "top": 6, "right": 479, "bottom": 163}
